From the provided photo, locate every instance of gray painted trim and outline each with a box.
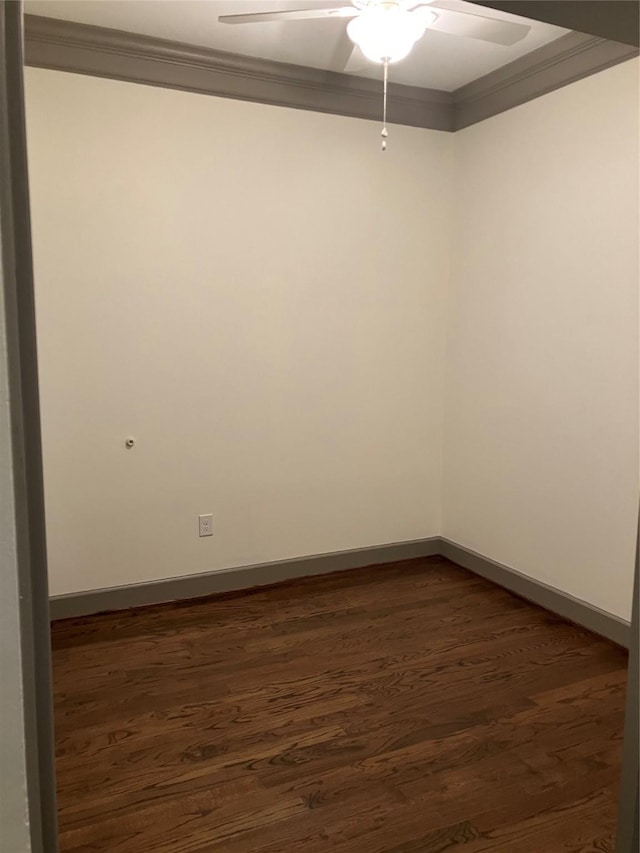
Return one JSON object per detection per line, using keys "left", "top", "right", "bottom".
{"left": 471, "top": 1, "right": 640, "bottom": 48}
{"left": 0, "top": 2, "right": 58, "bottom": 852}
{"left": 49, "top": 537, "right": 442, "bottom": 619}
{"left": 454, "top": 30, "right": 639, "bottom": 129}
{"left": 23, "top": 15, "right": 454, "bottom": 132}
{"left": 23, "top": 15, "right": 639, "bottom": 134}
{"left": 51, "top": 536, "right": 631, "bottom": 651}
{"left": 440, "top": 539, "right": 631, "bottom": 648}
{"left": 615, "top": 515, "right": 639, "bottom": 852}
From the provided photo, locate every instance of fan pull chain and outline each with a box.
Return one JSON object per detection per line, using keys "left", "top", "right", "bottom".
{"left": 381, "top": 58, "right": 389, "bottom": 152}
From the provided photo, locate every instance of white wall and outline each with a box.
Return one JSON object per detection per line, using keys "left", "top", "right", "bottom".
{"left": 444, "top": 59, "right": 639, "bottom": 621}
{"left": 25, "top": 62, "right": 639, "bottom": 617}
{"left": 25, "top": 68, "right": 453, "bottom": 596}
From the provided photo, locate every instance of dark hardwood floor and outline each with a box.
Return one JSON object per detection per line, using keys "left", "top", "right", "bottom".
{"left": 51, "top": 556, "right": 628, "bottom": 853}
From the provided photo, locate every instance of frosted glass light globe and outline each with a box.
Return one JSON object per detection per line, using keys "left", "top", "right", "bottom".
{"left": 347, "top": 7, "right": 433, "bottom": 64}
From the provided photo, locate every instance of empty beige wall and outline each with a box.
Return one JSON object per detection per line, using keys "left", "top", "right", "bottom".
{"left": 25, "top": 60, "right": 639, "bottom": 617}
{"left": 25, "top": 68, "right": 453, "bottom": 596}
{"left": 444, "top": 59, "right": 639, "bottom": 621}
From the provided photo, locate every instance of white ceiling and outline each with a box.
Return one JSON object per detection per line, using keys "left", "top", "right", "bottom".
{"left": 24, "top": 0, "right": 570, "bottom": 91}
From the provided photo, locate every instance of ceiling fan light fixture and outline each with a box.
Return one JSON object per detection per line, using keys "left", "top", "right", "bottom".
{"left": 347, "top": 7, "right": 434, "bottom": 63}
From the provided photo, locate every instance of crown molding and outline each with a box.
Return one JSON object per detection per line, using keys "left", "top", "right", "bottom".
{"left": 23, "top": 14, "right": 454, "bottom": 132}
{"left": 454, "top": 29, "right": 639, "bottom": 129}
{"left": 23, "top": 15, "right": 639, "bottom": 133}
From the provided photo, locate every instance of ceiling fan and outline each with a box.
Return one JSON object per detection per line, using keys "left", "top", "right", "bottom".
{"left": 219, "top": 1, "right": 532, "bottom": 63}
{"left": 219, "top": 0, "right": 532, "bottom": 149}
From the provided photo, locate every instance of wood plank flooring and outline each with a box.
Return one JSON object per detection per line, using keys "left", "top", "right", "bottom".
{"left": 51, "top": 556, "right": 628, "bottom": 853}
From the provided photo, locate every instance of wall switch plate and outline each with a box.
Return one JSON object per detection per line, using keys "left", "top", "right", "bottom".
{"left": 198, "top": 514, "right": 213, "bottom": 537}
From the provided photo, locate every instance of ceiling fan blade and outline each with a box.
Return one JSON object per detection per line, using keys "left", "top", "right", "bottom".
{"left": 414, "top": 1, "right": 531, "bottom": 45}
{"left": 218, "top": 7, "right": 358, "bottom": 25}
{"left": 329, "top": 28, "right": 357, "bottom": 72}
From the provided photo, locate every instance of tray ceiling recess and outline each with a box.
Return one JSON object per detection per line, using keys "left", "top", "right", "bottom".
{"left": 23, "top": 1, "right": 639, "bottom": 132}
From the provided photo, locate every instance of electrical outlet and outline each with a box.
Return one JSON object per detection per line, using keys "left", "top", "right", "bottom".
{"left": 198, "top": 514, "right": 213, "bottom": 537}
